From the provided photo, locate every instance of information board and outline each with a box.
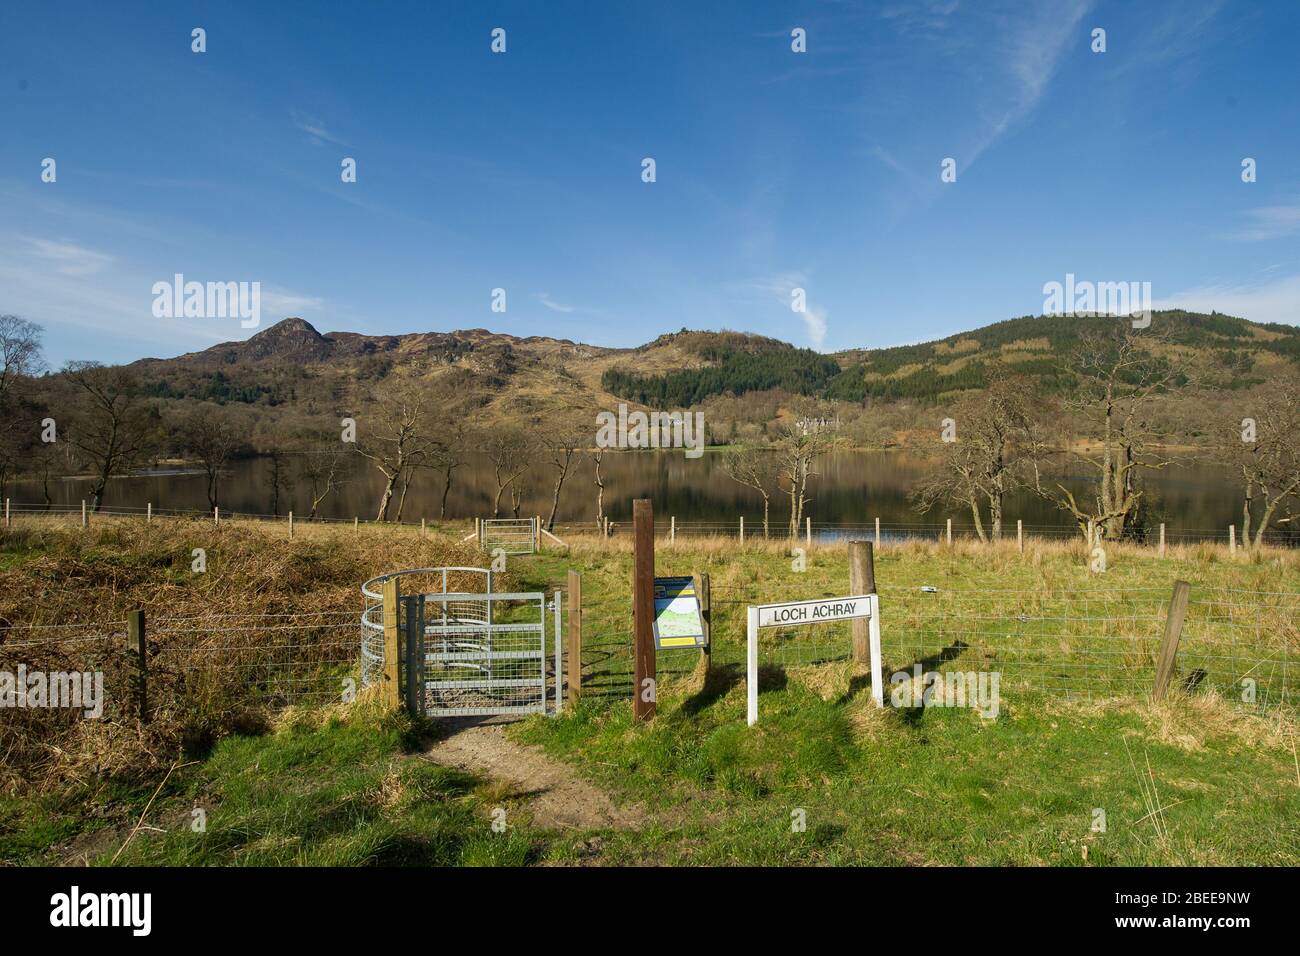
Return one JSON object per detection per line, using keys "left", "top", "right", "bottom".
{"left": 652, "top": 576, "right": 707, "bottom": 649}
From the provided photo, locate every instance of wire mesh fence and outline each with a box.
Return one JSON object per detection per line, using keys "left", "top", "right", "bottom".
{"left": 572, "top": 581, "right": 1299, "bottom": 712}
{"left": 7, "top": 501, "right": 1297, "bottom": 549}
{"left": 149, "top": 611, "right": 359, "bottom": 708}
{"left": 0, "top": 611, "right": 360, "bottom": 722}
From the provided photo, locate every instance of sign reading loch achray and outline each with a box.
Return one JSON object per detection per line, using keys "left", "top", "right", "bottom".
{"left": 756, "top": 596, "right": 871, "bottom": 628}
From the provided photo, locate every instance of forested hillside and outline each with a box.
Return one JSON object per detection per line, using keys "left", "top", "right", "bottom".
{"left": 824, "top": 311, "right": 1299, "bottom": 402}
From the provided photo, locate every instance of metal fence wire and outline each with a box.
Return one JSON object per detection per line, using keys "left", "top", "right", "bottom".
{"left": 574, "top": 583, "right": 1298, "bottom": 711}
{"left": 2, "top": 584, "right": 1293, "bottom": 733}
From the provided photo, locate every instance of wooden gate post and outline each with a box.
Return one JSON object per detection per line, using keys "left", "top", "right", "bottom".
{"left": 1017, "top": 519, "right": 1023, "bottom": 554}
{"left": 382, "top": 577, "right": 401, "bottom": 708}
{"left": 850, "top": 541, "right": 876, "bottom": 663}
{"left": 1152, "top": 580, "right": 1191, "bottom": 700}
{"left": 567, "top": 569, "right": 582, "bottom": 706}
{"left": 698, "top": 571, "right": 711, "bottom": 674}
{"left": 127, "top": 609, "right": 147, "bottom": 722}
{"left": 632, "top": 499, "right": 656, "bottom": 720}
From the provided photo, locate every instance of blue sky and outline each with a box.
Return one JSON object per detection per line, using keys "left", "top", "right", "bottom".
{"left": 2, "top": 0, "right": 1298, "bottom": 367}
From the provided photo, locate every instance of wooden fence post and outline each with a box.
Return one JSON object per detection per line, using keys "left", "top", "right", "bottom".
{"left": 805, "top": 516, "right": 812, "bottom": 549}
{"left": 1152, "top": 580, "right": 1192, "bottom": 700}
{"left": 946, "top": 518, "right": 953, "bottom": 546}
{"left": 739, "top": 515, "right": 744, "bottom": 545}
{"left": 670, "top": 516, "right": 675, "bottom": 543}
{"left": 1159, "top": 523, "right": 1166, "bottom": 557}
{"left": 214, "top": 506, "right": 219, "bottom": 526}
{"left": 421, "top": 517, "right": 426, "bottom": 538}
{"left": 288, "top": 511, "right": 294, "bottom": 539}
{"left": 382, "top": 577, "right": 401, "bottom": 708}
{"left": 632, "top": 499, "right": 656, "bottom": 721}
{"left": 128, "top": 609, "right": 148, "bottom": 722}
{"left": 874, "top": 516, "right": 881, "bottom": 549}
{"left": 81, "top": 500, "right": 87, "bottom": 528}
{"left": 698, "top": 571, "right": 711, "bottom": 674}
{"left": 147, "top": 502, "right": 152, "bottom": 523}
{"left": 850, "top": 541, "right": 876, "bottom": 663}
{"left": 3, "top": 498, "right": 8, "bottom": 528}
{"left": 1229, "top": 524, "right": 1236, "bottom": 555}
{"left": 1017, "top": 519, "right": 1024, "bottom": 554}
{"left": 567, "top": 570, "right": 582, "bottom": 706}
{"left": 354, "top": 516, "right": 359, "bottom": 533}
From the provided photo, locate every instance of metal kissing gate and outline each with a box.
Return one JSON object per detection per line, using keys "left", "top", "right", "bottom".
{"left": 362, "top": 567, "right": 562, "bottom": 718}
{"left": 478, "top": 518, "right": 538, "bottom": 555}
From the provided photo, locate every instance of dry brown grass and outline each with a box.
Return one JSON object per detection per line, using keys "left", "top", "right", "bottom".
{"left": 559, "top": 528, "right": 1300, "bottom": 570}
{"left": 0, "top": 517, "right": 493, "bottom": 792}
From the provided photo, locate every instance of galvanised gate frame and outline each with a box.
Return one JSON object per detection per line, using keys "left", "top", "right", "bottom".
{"left": 362, "top": 567, "right": 562, "bottom": 717}
{"left": 478, "top": 517, "right": 538, "bottom": 555}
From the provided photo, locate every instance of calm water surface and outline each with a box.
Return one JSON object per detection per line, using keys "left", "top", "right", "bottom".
{"left": 8, "top": 450, "right": 1256, "bottom": 541}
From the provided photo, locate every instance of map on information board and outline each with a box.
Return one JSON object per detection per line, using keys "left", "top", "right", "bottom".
{"left": 652, "top": 576, "right": 707, "bottom": 649}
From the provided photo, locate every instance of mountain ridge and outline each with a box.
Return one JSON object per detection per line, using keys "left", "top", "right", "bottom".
{"left": 104, "top": 310, "right": 1300, "bottom": 435}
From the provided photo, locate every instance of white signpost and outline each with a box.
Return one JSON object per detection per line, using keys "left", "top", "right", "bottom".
{"left": 746, "top": 594, "right": 882, "bottom": 726}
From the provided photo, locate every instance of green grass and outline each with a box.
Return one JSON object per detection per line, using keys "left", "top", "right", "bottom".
{"left": 3, "top": 703, "right": 544, "bottom": 866}
{"left": 514, "top": 674, "right": 1300, "bottom": 865}
{"left": 4, "top": 526, "right": 1297, "bottom": 866}
{"left": 506, "top": 538, "right": 1300, "bottom": 864}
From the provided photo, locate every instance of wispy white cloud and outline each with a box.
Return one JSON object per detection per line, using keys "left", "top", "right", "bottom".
{"left": 964, "top": 0, "right": 1093, "bottom": 170}
{"left": 802, "top": 305, "right": 829, "bottom": 350}
{"left": 1155, "top": 273, "right": 1300, "bottom": 327}
{"left": 261, "top": 288, "right": 324, "bottom": 313}
{"left": 736, "top": 271, "right": 828, "bottom": 349}
{"left": 292, "top": 111, "right": 348, "bottom": 147}
{"left": 867, "top": 1, "right": 1093, "bottom": 207}
{"left": 1223, "top": 197, "right": 1300, "bottom": 242}
{"left": 24, "top": 237, "right": 112, "bottom": 276}
{"left": 534, "top": 292, "right": 575, "bottom": 313}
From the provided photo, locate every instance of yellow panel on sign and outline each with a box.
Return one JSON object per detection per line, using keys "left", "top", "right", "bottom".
{"left": 659, "top": 636, "right": 700, "bottom": 648}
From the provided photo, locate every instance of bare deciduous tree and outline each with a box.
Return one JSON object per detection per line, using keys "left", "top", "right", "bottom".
{"left": 1224, "top": 380, "right": 1300, "bottom": 548}
{"left": 177, "top": 406, "right": 243, "bottom": 510}
{"left": 723, "top": 444, "right": 780, "bottom": 537}
{"left": 63, "top": 362, "right": 160, "bottom": 511}
{"left": 1027, "top": 327, "right": 1183, "bottom": 543}
{"left": 0, "top": 316, "right": 45, "bottom": 497}
{"left": 911, "top": 374, "right": 1035, "bottom": 542}
{"left": 484, "top": 428, "right": 533, "bottom": 518}
{"left": 540, "top": 415, "right": 586, "bottom": 531}
{"left": 590, "top": 447, "right": 606, "bottom": 529}
{"left": 431, "top": 420, "right": 471, "bottom": 521}
{"left": 297, "top": 439, "right": 350, "bottom": 519}
{"left": 356, "top": 378, "right": 432, "bottom": 522}
{"left": 774, "top": 403, "right": 838, "bottom": 536}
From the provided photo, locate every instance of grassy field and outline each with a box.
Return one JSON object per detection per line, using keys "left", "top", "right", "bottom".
{"left": 2, "top": 518, "right": 1297, "bottom": 865}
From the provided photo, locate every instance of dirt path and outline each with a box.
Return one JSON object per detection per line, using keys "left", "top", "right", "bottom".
{"left": 422, "top": 717, "right": 647, "bottom": 832}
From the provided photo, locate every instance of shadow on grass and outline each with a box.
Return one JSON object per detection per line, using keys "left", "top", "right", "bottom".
{"left": 840, "top": 638, "right": 971, "bottom": 723}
